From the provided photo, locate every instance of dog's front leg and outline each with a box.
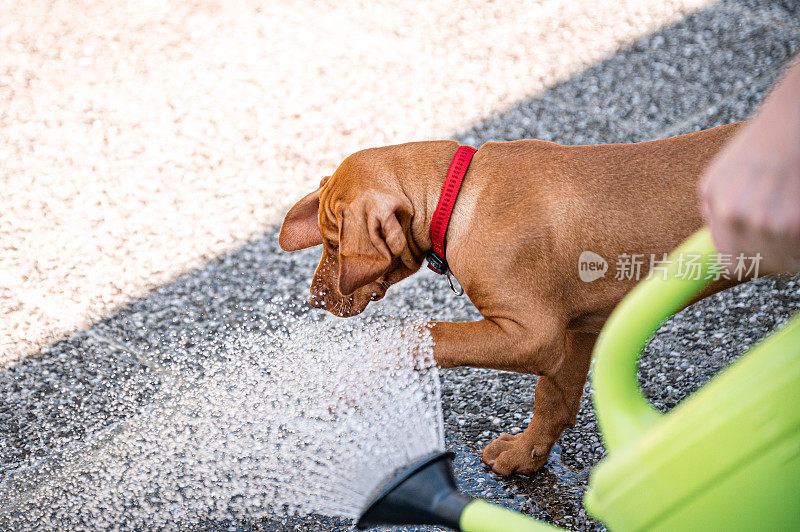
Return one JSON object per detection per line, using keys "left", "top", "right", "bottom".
{"left": 430, "top": 316, "right": 597, "bottom": 476}
{"left": 480, "top": 330, "right": 597, "bottom": 475}
{"left": 429, "top": 317, "right": 565, "bottom": 374}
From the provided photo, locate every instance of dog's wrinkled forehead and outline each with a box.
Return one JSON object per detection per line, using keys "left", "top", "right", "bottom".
{"left": 317, "top": 176, "right": 342, "bottom": 242}
{"left": 317, "top": 165, "right": 373, "bottom": 235}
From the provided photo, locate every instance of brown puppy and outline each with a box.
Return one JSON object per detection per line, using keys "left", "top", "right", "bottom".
{"left": 278, "top": 123, "right": 745, "bottom": 476}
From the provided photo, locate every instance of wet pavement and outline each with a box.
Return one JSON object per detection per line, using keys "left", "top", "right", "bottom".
{"left": 2, "top": 0, "right": 800, "bottom": 530}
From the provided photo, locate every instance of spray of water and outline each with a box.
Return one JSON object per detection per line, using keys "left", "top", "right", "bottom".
{"left": 1, "top": 309, "right": 444, "bottom": 529}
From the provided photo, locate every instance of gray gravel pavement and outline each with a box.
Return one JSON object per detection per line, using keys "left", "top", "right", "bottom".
{"left": 2, "top": 0, "right": 800, "bottom": 530}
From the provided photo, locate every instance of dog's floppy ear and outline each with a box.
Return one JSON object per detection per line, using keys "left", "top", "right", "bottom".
{"left": 279, "top": 186, "right": 325, "bottom": 252}
{"left": 338, "top": 197, "right": 412, "bottom": 296}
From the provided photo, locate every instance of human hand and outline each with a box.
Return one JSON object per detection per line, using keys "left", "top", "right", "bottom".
{"left": 701, "top": 57, "right": 800, "bottom": 274}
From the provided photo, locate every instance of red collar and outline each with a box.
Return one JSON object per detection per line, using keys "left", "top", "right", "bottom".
{"left": 427, "top": 145, "right": 477, "bottom": 278}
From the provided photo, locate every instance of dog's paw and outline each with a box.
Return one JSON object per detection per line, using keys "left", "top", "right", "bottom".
{"left": 481, "top": 433, "right": 551, "bottom": 476}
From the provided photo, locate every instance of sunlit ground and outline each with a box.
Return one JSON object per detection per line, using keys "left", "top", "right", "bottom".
{"left": 0, "top": 0, "right": 713, "bottom": 363}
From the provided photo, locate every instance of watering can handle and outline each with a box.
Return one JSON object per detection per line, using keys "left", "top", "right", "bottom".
{"left": 591, "top": 228, "right": 721, "bottom": 452}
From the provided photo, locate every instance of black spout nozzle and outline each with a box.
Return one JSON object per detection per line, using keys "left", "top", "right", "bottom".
{"left": 356, "top": 451, "right": 473, "bottom": 530}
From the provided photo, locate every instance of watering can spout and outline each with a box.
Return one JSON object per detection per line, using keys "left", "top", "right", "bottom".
{"left": 356, "top": 451, "right": 470, "bottom": 529}
{"left": 357, "top": 451, "right": 560, "bottom": 531}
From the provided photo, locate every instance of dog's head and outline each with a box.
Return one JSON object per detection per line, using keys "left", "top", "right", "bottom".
{"left": 278, "top": 150, "right": 425, "bottom": 317}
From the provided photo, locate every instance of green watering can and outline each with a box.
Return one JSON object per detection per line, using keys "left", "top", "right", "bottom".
{"left": 357, "top": 229, "right": 800, "bottom": 531}
{"left": 584, "top": 228, "right": 800, "bottom": 530}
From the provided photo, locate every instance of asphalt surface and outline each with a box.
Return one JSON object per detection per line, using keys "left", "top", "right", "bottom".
{"left": 2, "top": 0, "right": 800, "bottom": 530}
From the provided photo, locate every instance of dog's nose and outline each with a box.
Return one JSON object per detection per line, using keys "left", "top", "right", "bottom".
{"left": 308, "top": 293, "right": 325, "bottom": 308}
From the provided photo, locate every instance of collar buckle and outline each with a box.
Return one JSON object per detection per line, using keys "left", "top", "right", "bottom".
{"left": 426, "top": 250, "right": 464, "bottom": 296}
{"left": 426, "top": 250, "right": 449, "bottom": 275}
